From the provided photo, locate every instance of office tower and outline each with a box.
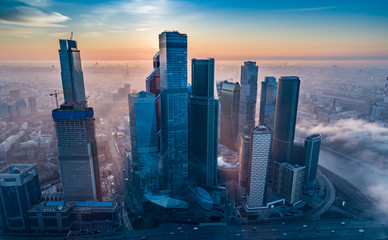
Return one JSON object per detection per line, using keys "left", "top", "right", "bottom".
{"left": 238, "top": 61, "right": 258, "bottom": 143}
{"left": 28, "top": 97, "right": 37, "bottom": 113}
{"left": 291, "top": 142, "right": 305, "bottom": 165}
{"left": 52, "top": 39, "right": 101, "bottom": 201}
{"left": 146, "top": 52, "right": 161, "bottom": 132}
{"left": 129, "top": 91, "right": 160, "bottom": 195}
{"left": 219, "top": 81, "right": 240, "bottom": 151}
{"left": 238, "top": 135, "right": 251, "bottom": 197}
{"left": 259, "top": 76, "right": 277, "bottom": 130}
{"left": 246, "top": 125, "right": 272, "bottom": 208}
{"left": 9, "top": 90, "right": 21, "bottom": 101}
{"left": 272, "top": 161, "right": 305, "bottom": 205}
{"left": 304, "top": 134, "right": 321, "bottom": 190}
{"left": 0, "top": 164, "right": 41, "bottom": 232}
{"left": 189, "top": 58, "right": 219, "bottom": 187}
{"left": 16, "top": 99, "right": 29, "bottom": 117}
{"left": 0, "top": 101, "right": 9, "bottom": 118}
{"left": 7, "top": 101, "right": 18, "bottom": 118}
{"left": 384, "top": 77, "right": 388, "bottom": 103}
{"left": 216, "top": 80, "right": 223, "bottom": 99}
{"left": 271, "top": 76, "right": 300, "bottom": 164}
{"left": 159, "top": 31, "right": 189, "bottom": 196}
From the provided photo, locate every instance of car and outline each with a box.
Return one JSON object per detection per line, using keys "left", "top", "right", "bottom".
{"left": 331, "top": 230, "right": 335, "bottom": 233}
{"left": 341, "top": 221, "right": 346, "bottom": 225}
{"left": 193, "top": 227, "right": 198, "bottom": 231}
{"left": 302, "top": 225, "right": 308, "bottom": 228}
{"left": 141, "top": 237, "right": 148, "bottom": 240}
{"left": 283, "top": 233, "right": 287, "bottom": 236}
{"left": 358, "top": 229, "right": 365, "bottom": 234}
{"left": 252, "top": 227, "right": 257, "bottom": 231}
{"left": 272, "top": 229, "right": 276, "bottom": 231}
{"left": 241, "top": 229, "right": 245, "bottom": 232}
{"left": 177, "top": 227, "right": 182, "bottom": 231}
{"left": 170, "top": 232, "right": 175, "bottom": 235}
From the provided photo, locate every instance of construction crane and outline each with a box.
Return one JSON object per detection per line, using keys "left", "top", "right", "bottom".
{"left": 49, "top": 90, "right": 62, "bottom": 109}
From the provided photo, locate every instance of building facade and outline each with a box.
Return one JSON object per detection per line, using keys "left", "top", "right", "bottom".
{"left": 145, "top": 52, "right": 161, "bottom": 132}
{"left": 304, "top": 134, "right": 321, "bottom": 190}
{"left": 53, "top": 39, "right": 101, "bottom": 201}
{"left": 129, "top": 91, "right": 160, "bottom": 195}
{"left": 189, "top": 58, "right": 219, "bottom": 187}
{"left": 238, "top": 135, "right": 251, "bottom": 197}
{"left": 246, "top": 125, "right": 272, "bottom": 208}
{"left": 238, "top": 61, "right": 258, "bottom": 143}
{"left": 159, "top": 31, "right": 189, "bottom": 196}
{"left": 0, "top": 164, "right": 41, "bottom": 232}
{"left": 259, "top": 76, "right": 277, "bottom": 131}
{"left": 219, "top": 81, "right": 240, "bottom": 151}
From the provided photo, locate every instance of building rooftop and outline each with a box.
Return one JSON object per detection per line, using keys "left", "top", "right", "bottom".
{"left": 280, "top": 162, "right": 305, "bottom": 171}
{"left": 306, "top": 134, "right": 322, "bottom": 141}
{"left": 252, "top": 125, "right": 271, "bottom": 134}
{"left": 0, "top": 164, "right": 35, "bottom": 175}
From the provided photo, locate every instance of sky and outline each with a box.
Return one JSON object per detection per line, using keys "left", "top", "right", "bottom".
{"left": 0, "top": 0, "right": 388, "bottom": 61}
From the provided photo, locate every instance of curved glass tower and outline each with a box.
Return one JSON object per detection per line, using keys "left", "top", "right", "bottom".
{"left": 271, "top": 76, "right": 300, "bottom": 164}
{"left": 304, "top": 134, "right": 321, "bottom": 190}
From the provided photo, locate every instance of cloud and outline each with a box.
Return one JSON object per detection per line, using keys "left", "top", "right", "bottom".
{"left": 278, "top": 6, "right": 334, "bottom": 12}
{"left": 0, "top": 0, "right": 70, "bottom": 27}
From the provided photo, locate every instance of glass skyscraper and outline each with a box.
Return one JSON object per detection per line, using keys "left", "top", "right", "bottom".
{"left": 189, "top": 58, "right": 218, "bottom": 187}
{"left": 53, "top": 39, "right": 101, "bottom": 201}
{"left": 304, "top": 134, "right": 321, "bottom": 190}
{"left": 219, "top": 81, "right": 240, "bottom": 152}
{"left": 238, "top": 61, "right": 258, "bottom": 144}
{"left": 259, "top": 76, "right": 277, "bottom": 131}
{"left": 129, "top": 91, "right": 160, "bottom": 195}
{"left": 271, "top": 76, "right": 300, "bottom": 164}
{"left": 145, "top": 52, "right": 161, "bottom": 133}
{"left": 159, "top": 31, "right": 189, "bottom": 196}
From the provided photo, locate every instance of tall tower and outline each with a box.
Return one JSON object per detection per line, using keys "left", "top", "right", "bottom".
{"left": 238, "top": 135, "right": 251, "bottom": 197}
{"left": 189, "top": 58, "right": 218, "bottom": 187}
{"left": 304, "top": 134, "right": 321, "bottom": 190}
{"left": 52, "top": 39, "right": 101, "bottom": 201}
{"left": 238, "top": 61, "right": 258, "bottom": 144}
{"left": 219, "top": 81, "right": 240, "bottom": 151}
{"left": 159, "top": 31, "right": 189, "bottom": 196}
{"left": 129, "top": 91, "right": 160, "bottom": 195}
{"left": 246, "top": 125, "right": 272, "bottom": 209}
{"left": 145, "top": 52, "right": 161, "bottom": 132}
{"left": 259, "top": 76, "right": 277, "bottom": 131}
{"left": 0, "top": 164, "right": 41, "bottom": 232}
{"left": 271, "top": 76, "right": 300, "bottom": 164}
{"left": 384, "top": 77, "right": 388, "bottom": 103}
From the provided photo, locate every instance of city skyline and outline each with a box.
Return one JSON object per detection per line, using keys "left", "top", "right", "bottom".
{"left": 0, "top": 0, "right": 387, "bottom": 61}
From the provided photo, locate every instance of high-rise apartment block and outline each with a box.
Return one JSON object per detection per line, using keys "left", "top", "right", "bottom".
{"left": 53, "top": 39, "right": 101, "bottom": 201}
{"left": 129, "top": 91, "right": 160, "bottom": 194}
{"left": 159, "top": 31, "right": 189, "bottom": 196}
{"left": 246, "top": 125, "right": 272, "bottom": 208}
{"left": 272, "top": 161, "right": 305, "bottom": 205}
{"left": 238, "top": 61, "right": 258, "bottom": 142}
{"left": 219, "top": 81, "right": 240, "bottom": 151}
{"left": 304, "top": 134, "right": 321, "bottom": 190}
{"left": 0, "top": 164, "right": 41, "bottom": 232}
{"left": 189, "top": 58, "right": 218, "bottom": 187}
{"left": 259, "top": 76, "right": 277, "bottom": 130}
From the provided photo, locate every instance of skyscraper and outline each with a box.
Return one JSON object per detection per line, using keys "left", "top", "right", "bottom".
{"left": 259, "top": 76, "right": 277, "bottom": 131}
{"left": 0, "top": 164, "right": 41, "bottom": 232}
{"left": 238, "top": 135, "right": 251, "bottom": 197}
{"left": 219, "top": 81, "right": 240, "bottom": 151}
{"left": 0, "top": 101, "right": 9, "bottom": 119}
{"left": 384, "top": 77, "right": 388, "bottom": 103}
{"left": 246, "top": 125, "right": 272, "bottom": 208}
{"left": 189, "top": 58, "right": 218, "bottom": 187}
{"left": 52, "top": 39, "right": 101, "bottom": 201}
{"left": 28, "top": 97, "right": 37, "bottom": 113}
{"left": 16, "top": 99, "right": 29, "bottom": 117}
{"left": 304, "top": 134, "right": 321, "bottom": 190}
{"left": 271, "top": 76, "right": 300, "bottom": 164}
{"left": 238, "top": 61, "right": 258, "bottom": 143}
{"left": 159, "top": 31, "right": 189, "bottom": 196}
{"left": 129, "top": 91, "right": 160, "bottom": 195}
{"left": 145, "top": 52, "right": 161, "bottom": 132}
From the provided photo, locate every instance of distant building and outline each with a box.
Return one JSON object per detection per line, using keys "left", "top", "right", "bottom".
{"left": 16, "top": 99, "right": 29, "bottom": 117}
{"left": 159, "top": 31, "right": 189, "bottom": 196}
{"left": 371, "top": 103, "right": 382, "bottom": 121}
{"left": 7, "top": 101, "right": 17, "bottom": 118}
{"left": 129, "top": 91, "right": 160, "bottom": 195}
{"left": 189, "top": 58, "right": 218, "bottom": 187}
{"left": 246, "top": 125, "right": 272, "bottom": 209}
{"left": 384, "top": 77, "right": 388, "bottom": 103}
{"left": 145, "top": 52, "right": 161, "bottom": 133}
{"left": 238, "top": 135, "right": 251, "bottom": 197}
{"left": 271, "top": 76, "right": 300, "bottom": 164}
{"left": 238, "top": 61, "right": 258, "bottom": 144}
{"left": 259, "top": 76, "right": 277, "bottom": 131}
{"left": 272, "top": 161, "right": 305, "bottom": 205}
{"left": 9, "top": 90, "right": 21, "bottom": 101}
{"left": 0, "top": 164, "right": 41, "bottom": 232}
{"left": 304, "top": 134, "right": 321, "bottom": 190}
{"left": 219, "top": 81, "right": 240, "bottom": 151}
{"left": 28, "top": 97, "right": 37, "bottom": 113}
{"left": 53, "top": 39, "right": 101, "bottom": 201}
{"left": 0, "top": 131, "right": 25, "bottom": 154}
{"left": 0, "top": 101, "right": 9, "bottom": 119}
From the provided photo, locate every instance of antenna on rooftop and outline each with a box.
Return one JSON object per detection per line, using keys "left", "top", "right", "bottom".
{"left": 70, "top": 32, "right": 73, "bottom": 40}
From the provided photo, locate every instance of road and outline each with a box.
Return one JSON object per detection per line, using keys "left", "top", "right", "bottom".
{"left": 3, "top": 220, "right": 387, "bottom": 240}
